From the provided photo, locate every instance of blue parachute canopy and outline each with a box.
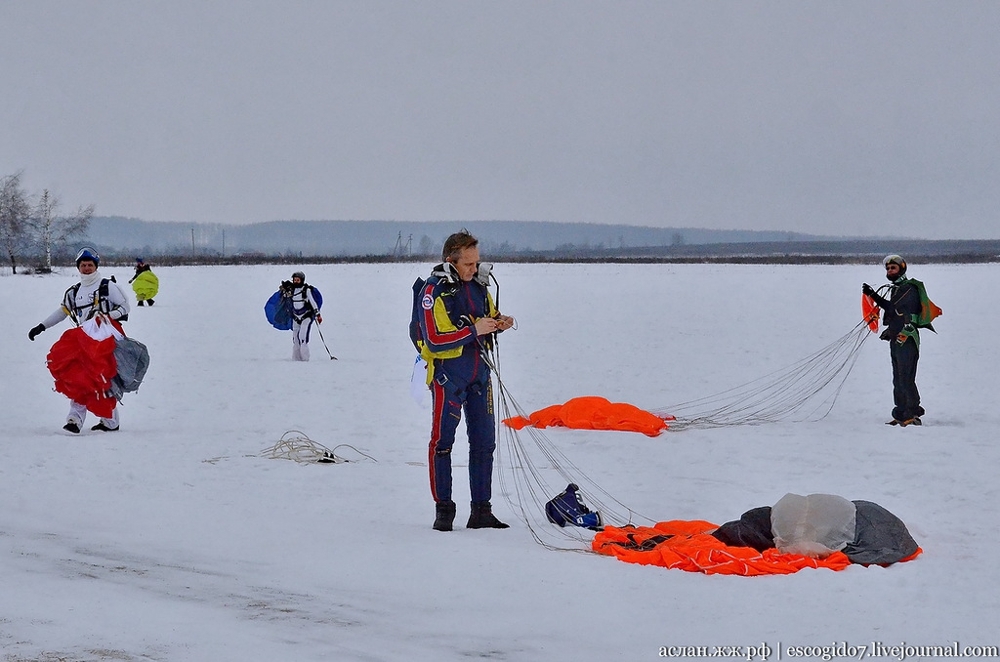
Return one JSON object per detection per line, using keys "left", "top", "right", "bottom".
{"left": 264, "top": 290, "right": 294, "bottom": 330}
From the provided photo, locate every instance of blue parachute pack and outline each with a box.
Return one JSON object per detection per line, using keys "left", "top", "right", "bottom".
{"left": 545, "top": 483, "right": 603, "bottom": 530}
{"left": 409, "top": 277, "right": 426, "bottom": 351}
{"left": 265, "top": 283, "right": 322, "bottom": 331}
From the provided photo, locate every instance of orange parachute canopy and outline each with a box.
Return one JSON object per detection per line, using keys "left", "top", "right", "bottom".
{"left": 862, "top": 294, "right": 880, "bottom": 333}
{"left": 503, "top": 396, "right": 673, "bottom": 437}
{"left": 593, "top": 520, "right": 920, "bottom": 576}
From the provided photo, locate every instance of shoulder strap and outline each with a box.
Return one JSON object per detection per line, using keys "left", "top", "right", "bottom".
{"left": 303, "top": 285, "right": 317, "bottom": 313}
{"left": 97, "top": 279, "right": 129, "bottom": 322}
{"left": 63, "top": 283, "right": 82, "bottom": 324}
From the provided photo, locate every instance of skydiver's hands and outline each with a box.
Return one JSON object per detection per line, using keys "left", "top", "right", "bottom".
{"left": 474, "top": 317, "right": 500, "bottom": 335}
{"left": 28, "top": 323, "right": 45, "bottom": 341}
{"left": 862, "top": 283, "right": 876, "bottom": 297}
{"left": 494, "top": 315, "right": 515, "bottom": 331}
{"left": 316, "top": 313, "right": 323, "bottom": 324}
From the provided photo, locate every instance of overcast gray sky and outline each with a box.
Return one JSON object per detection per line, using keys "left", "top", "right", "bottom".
{"left": 2, "top": 1, "right": 997, "bottom": 238}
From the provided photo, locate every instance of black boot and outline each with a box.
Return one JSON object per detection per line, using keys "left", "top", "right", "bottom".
{"left": 466, "top": 501, "right": 509, "bottom": 529}
{"left": 433, "top": 500, "right": 456, "bottom": 531}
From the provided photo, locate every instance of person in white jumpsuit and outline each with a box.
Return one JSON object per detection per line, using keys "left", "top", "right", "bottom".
{"left": 27, "top": 247, "right": 131, "bottom": 433}
{"left": 287, "top": 271, "right": 322, "bottom": 361}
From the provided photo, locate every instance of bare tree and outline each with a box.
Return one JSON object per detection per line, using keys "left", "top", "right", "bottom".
{"left": 0, "top": 171, "right": 32, "bottom": 274}
{"left": 30, "top": 189, "right": 93, "bottom": 271}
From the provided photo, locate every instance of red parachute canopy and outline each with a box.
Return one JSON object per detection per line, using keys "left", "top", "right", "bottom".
{"left": 503, "top": 396, "right": 673, "bottom": 437}
{"left": 46, "top": 321, "right": 120, "bottom": 419}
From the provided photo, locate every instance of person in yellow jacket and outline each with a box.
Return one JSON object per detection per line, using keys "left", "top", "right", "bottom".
{"left": 129, "top": 258, "right": 159, "bottom": 306}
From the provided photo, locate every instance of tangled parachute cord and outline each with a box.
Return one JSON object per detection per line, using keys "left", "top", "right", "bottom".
{"left": 653, "top": 317, "right": 874, "bottom": 430}
{"left": 481, "top": 344, "right": 654, "bottom": 552}
{"left": 261, "top": 430, "right": 377, "bottom": 464}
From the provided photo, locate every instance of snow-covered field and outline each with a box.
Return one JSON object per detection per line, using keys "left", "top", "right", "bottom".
{"left": 2, "top": 261, "right": 998, "bottom": 661}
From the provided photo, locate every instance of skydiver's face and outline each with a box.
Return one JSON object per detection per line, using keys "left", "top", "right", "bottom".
{"left": 450, "top": 246, "right": 480, "bottom": 282}
{"left": 77, "top": 260, "right": 97, "bottom": 275}
{"left": 885, "top": 263, "right": 901, "bottom": 280}
{"left": 293, "top": 277, "right": 303, "bottom": 285}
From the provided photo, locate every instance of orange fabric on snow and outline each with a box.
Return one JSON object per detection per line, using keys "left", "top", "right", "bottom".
{"left": 594, "top": 520, "right": 892, "bottom": 576}
{"left": 503, "top": 396, "right": 671, "bottom": 437}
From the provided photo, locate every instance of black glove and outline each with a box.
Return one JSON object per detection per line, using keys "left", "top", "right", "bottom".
{"left": 861, "top": 283, "right": 876, "bottom": 297}
{"left": 28, "top": 323, "right": 45, "bottom": 341}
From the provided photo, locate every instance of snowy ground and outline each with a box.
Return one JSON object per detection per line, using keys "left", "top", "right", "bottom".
{"left": 2, "top": 261, "right": 998, "bottom": 662}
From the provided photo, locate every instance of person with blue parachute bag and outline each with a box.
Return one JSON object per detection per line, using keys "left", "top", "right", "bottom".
{"left": 266, "top": 271, "right": 323, "bottom": 361}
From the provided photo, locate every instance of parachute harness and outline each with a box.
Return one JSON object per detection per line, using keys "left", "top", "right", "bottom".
{"left": 261, "top": 430, "right": 376, "bottom": 464}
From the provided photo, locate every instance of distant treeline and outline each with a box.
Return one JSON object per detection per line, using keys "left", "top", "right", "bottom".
{"left": 90, "top": 240, "right": 1000, "bottom": 268}
{"left": 82, "top": 217, "right": 831, "bottom": 260}
{"left": 68, "top": 217, "right": 998, "bottom": 267}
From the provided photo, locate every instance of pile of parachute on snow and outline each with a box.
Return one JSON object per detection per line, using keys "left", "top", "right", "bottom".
{"left": 592, "top": 493, "right": 920, "bottom": 576}
{"left": 503, "top": 396, "right": 672, "bottom": 437}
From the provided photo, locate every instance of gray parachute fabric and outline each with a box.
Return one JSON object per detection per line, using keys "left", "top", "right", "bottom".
{"left": 110, "top": 335, "right": 150, "bottom": 400}
{"left": 843, "top": 500, "right": 919, "bottom": 565}
{"left": 710, "top": 506, "right": 775, "bottom": 552}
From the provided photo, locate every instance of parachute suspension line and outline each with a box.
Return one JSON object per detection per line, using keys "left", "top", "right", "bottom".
{"left": 654, "top": 317, "right": 875, "bottom": 431}
{"left": 261, "top": 430, "right": 377, "bottom": 464}
{"left": 481, "top": 343, "right": 654, "bottom": 552}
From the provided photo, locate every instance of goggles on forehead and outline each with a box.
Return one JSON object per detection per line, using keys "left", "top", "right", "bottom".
{"left": 75, "top": 247, "right": 100, "bottom": 264}
{"left": 882, "top": 254, "right": 905, "bottom": 269}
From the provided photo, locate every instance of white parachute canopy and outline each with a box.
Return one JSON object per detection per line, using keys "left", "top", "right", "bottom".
{"left": 771, "top": 493, "right": 857, "bottom": 558}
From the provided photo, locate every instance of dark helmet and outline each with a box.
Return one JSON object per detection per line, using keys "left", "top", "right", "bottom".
{"left": 292, "top": 271, "right": 306, "bottom": 282}
{"left": 883, "top": 254, "right": 906, "bottom": 281}
{"left": 75, "top": 247, "right": 100, "bottom": 267}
